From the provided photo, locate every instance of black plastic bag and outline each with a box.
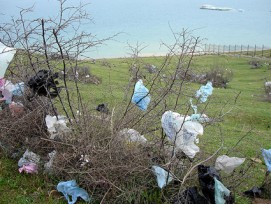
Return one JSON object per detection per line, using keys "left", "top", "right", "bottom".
{"left": 198, "top": 165, "right": 221, "bottom": 204}
{"left": 173, "top": 186, "right": 209, "bottom": 204}
{"left": 96, "top": 103, "right": 109, "bottom": 114}
{"left": 243, "top": 187, "right": 264, "bottom": 198}
{"left": 28, "top": 70, "right": 60, "bottom": 98}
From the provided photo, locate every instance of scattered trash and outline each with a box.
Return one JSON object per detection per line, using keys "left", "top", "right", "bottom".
{"left": 195, "top": 81, "right": 213, "bottom": 103}
{"left": 161, "top": 111, "right": 203, "bottom": 158}
{"left": 215, "top": 155, "right": 246, "bottom": 174}
{"left": 19, "top": 163, "right": 38, "bottom": 174}
{"left": 28, "top": 70, "right": 60, "bottom": 98}
{"left": 96, "top": 103, "right": 109, "bottom": 114}
{"left": 190, "top": 98, "right": 198, "bottom": 114}
{"left": 251, "top": 157, "right": 263, "bottom": 164}
{"left": 44, "top": 150, "right": 57, "bottom": 174}
{"left": 118, "top": 128, "right": 147, "bottom": 144}
{"left": 0, "top": 42, "right": 16, "bottom": 78}
{"left": 262, "top": 149, "right": 271, "bottom": 172}
{"left": 152, "top": 165, "right": 173, "bottom": 189}
{"left": 79, "top": 155, "right": 91, "bottom": 167}
{"left": 45, "top": 115, "right": 70, "bottom": 139}
{"left": 243, "top": 187, "right": 264, "bottom": 198}
{"left": 9, "top": 102, "right": 24, "bottom": 117}
{"left": 131, "top": 79, "right": 151, "bottom": 111}
{"left": 18, "top": 149, "right": 40, "bottom": 167}
{"left": 173, "top": 186, "right": 209, "bottom": 204}
{"left": 214, "top": 177, "right": 231, "bottom": 204}
{"left": 57, "top": 180, "right": 91, "bottom": 204}
{"left": 198, "top": 165, "right": 220, "bottom": 204}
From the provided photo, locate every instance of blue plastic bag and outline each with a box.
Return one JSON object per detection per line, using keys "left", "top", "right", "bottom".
{"left": 195, "top": 81, "right": 213, "bottom": 103}
{"left": 214, "top": 178, "right": 230, "bottom": 204}
{"left": 131, "top": 79, "right": 151, "bottom": 111}
{"left": 57, "top": 180, "right": 91, "bottom": 204}
{"left": 262, "top": 148, "right": 271, "bottom": 172}
{"left": 152, "top": 165, "right": 173, "bottom": 189}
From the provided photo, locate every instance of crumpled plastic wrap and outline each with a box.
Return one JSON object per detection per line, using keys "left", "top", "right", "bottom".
{"left": 45, "top": 115, "right": 70, "bottom": 139}
{"left": 18, "top": 149, "right": 40, "bottom": 167}
{"left": 214, "top": 178, "right": 231, "bottom": 204}
{"left": 262, "top": 148, "right": 271, "bottom": 172}
{"left": 118, "top": 128, "right": 147, "bottom": 144}
{"left": 57, "top": 180, "right": 91, "bottom": 204}
{"left": 0, "top": 42, "right": 16, "bottom": 78}
{"left": 44, "top": 150, "right": 57, "bottom": 174}
{"left": 215, "top": 155, "right": 246, "bottom": 174}
{"left": 152, "top": 165, "right": 173, "bottom": 189}
{"left": 161, "top": 111, "right": 203, "bottom": 158}
{"left": 131, "top": 79, "right": 151, "bottom": 111}
{"left": 195, "top": 81, "right": 213, "bottom": 103}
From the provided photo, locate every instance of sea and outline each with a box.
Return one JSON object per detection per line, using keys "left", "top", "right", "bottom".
{"left": 0, "top": 0, "right": 270, "bottom": 58}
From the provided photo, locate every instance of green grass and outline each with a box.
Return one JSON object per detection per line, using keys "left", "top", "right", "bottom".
{"left": 1, "top": 54, "right": 271, "bottom": 203}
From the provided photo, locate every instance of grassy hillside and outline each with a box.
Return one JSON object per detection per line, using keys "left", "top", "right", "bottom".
{"left": 1, "top": 54, "right": 271, "bottom": 203}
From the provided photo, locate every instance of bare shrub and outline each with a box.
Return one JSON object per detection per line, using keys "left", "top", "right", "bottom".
{"left": 203, "top": 66, "right": 233, "bottom": 88}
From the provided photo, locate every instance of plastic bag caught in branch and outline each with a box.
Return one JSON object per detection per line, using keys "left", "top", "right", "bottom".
{"left": 57, "top": 180, "right": 91, "bottom": 204}
{"left": 262, "top": 148, "right": 271, "bottom": 172}
{"left": 152, "top": 165, "right": 173, "bottom": 189}
{"left": 118, "top": 128, "right": 147, "bottom": 144}
{"left": 195, "top": 81, "right": 213, "bottom": 103}
{"left": 214, "top": 178, "right": 231, "bottom": 204}
{"left": 131, "top": 79, "right": 151, "bottom": 111}
{"left": 0, "top": 42, "right": 16, "bottom": 78}
{"left": 45, "top": 115, "right": 70, "bottom": 139}
{"left": 215, "top": 155, "right": 246, "bottom": 174}
{"left": 161, "top": 111, "right": 203, "bottom": 158}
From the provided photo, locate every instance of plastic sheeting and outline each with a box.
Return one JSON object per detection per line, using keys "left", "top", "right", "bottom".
{"left": 243, "top": 186, "right": 263, "bottom": 198}
{"left": 131, "top": 79, "right": 151, "bottom": 111}
{"left": 161, "top": 111, "right": 203, "bottom": 158}
{"left": 215, "top": 155, "right": 245, "bottom": 174}
{"left": 0, "top": 42, "right": 16, "bottom": 78}
{"left": 18, "top": 149, "right": 40, "bottom": 167}
{"left": 214, "top": 178, "right": 231, "bottom": 204}
{"left": 19, "top": 163, "right": 38, "bottom": 174}
{"left": 152, "top": 165, "right": 173, "bottom": 189}
{"left": 57, "top": 180, "right": 91, "bottom": 204}
{"left": 195, "top": 81, "right": 213, "bottom": 103}
{"left": 118, "top": 128, "right": 147, "bottom": 144}
{"left": 45, "top": 115, "right": 70, "bottom": 139}
{"left": 262, "top": 148, "right": 271, "bottom": 172}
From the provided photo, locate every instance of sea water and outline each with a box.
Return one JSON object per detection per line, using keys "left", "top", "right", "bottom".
{"left": 0, "top": 0, "right": 270, "bottom": 58}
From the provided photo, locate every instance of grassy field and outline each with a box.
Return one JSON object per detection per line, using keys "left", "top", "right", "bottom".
{"left": 1, "top": 53, "right": 271, "bottom": 203}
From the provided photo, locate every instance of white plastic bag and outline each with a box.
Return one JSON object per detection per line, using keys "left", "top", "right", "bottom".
{"left": 215, "top": 155, "right": 245, "bottom": 174}
{"left": 0, "top": 42, "right": 16, "bottom": 78}
{"left": 45, "top": 115, "right": 70, "bottom": 139}
{"left": 118, "top": 128, "right": 147, "bottom": 144}
{"left": 161, "top": 111, "right": 203, "bottom": 158}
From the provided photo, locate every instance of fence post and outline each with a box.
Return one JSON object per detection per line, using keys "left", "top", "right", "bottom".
{"left": 229, "top": 45, "right": 230, "bottom": 53}
{"left": 234, "top": 45, "right": 236, "bottom": 53}
{"left": 262, "top": 45, "right": 264, "bottom": 57}
{"left": 208, "top": 44, "right": 210, "bottom": 53}
{"left": 247, "top": 45, "right": 249, "bottom": 55}
{"left": 205, "top": 44, "right": 207, "bottom": 53}
{"left": 223, "top": 45, "right": 225, "bottom": 54}
{"left": 254, "top": 44, "right": 256, "bottom": 57}
{"left": 218, "top": 45, "right": 220, "bottom": 55}
{"left": 241, "top": 45, "right": 243, "bottom": 55}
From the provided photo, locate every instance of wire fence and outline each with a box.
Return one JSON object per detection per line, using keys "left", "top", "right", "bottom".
{"left": 200, "top": 44, "right": 271, "bottom": 58}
